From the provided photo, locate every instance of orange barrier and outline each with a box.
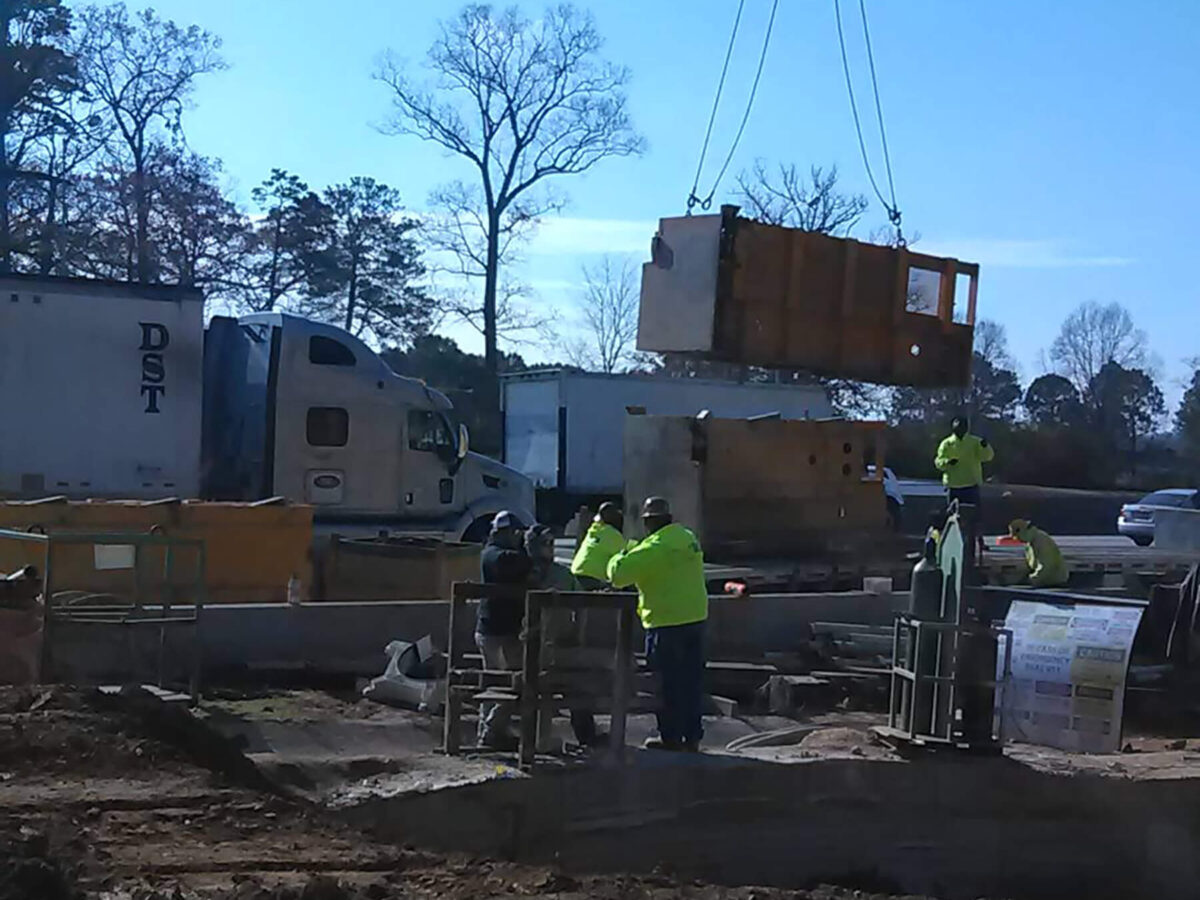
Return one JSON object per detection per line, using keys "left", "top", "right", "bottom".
{"left": 0, "top": 500, "right": 312, "bottom": 604}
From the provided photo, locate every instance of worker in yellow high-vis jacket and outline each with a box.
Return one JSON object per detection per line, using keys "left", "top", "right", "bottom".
{"left": 935, "top": 415, "right": 994, "bottom": 557}
{"left": 1008, "top": 519, "right": 1069, "bottom": 588}
{"left": 607, "top": 497, "right": 707, "bottom": 752}
{"left": 570, "top": 502, "right": 626, "bottom": 590}
{"left": 935, "top": 415, "right": 994, "bottom": 500}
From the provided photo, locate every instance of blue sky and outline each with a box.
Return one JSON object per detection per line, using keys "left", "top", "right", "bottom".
{"left": 118, "top": 0, "right": 1198, "bottom": 403}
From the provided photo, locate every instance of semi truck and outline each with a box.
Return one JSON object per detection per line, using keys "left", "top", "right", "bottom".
{"left": 0, "top": 274, "right": 534, "bottom": 539}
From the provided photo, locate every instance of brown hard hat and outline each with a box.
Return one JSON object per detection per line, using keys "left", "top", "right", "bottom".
{"left": 641, "top": 496, "right": 671, "bottom": 518}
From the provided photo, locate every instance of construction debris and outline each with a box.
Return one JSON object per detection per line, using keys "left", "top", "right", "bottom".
{"left": 362, "top": 636, "right": 445, "bottom": 713}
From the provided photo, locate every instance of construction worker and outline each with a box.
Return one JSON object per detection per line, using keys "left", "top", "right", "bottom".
{"left": 1007, "top": 519, "right": 1069, "bottom": 588}
{"left": 475, "top": 510, "right": 530, "bottom": 750}
{"left": 935, "top": 415, "right": 994, "bottom": 504}
{"left": 935, "top": 415, "right": 993, "bottom": 557}
{"left": 607, "top": 497, "right": 708, "bottom": 752}
{"left": 570, "top": 501, "right": 626, "bottom": 590}
{"left": 525, "top": 525, "right": 601, "bottom": 748}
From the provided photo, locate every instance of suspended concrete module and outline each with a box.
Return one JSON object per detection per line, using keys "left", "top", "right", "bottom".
{"left": 637, "top": 206, "right": 980, "bottom": 387}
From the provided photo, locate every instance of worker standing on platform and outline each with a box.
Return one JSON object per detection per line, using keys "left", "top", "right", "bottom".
{"left": 935, "top": 415, "right": 994, "bottom": 556}
{"left": 570, "top": 501, "right": 627, "bottom": 590}
{"left": 475, "top": 510, "right": 530, "bottom": 750}
{"left": 607, "top": 497, "right": 708, "bottom": 752}
{"left": 1007, "top": 519, "right": 1069, "bottom": 588}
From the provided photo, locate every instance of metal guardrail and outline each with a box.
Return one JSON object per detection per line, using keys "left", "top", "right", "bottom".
{"left": 0, "top": 528, "right": 206, "bottom": 698}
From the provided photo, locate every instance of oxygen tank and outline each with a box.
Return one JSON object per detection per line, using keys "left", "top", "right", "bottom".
{"left": 904, "top": 535, "right": 943, "bottom": 736}
{"left": 909, "top": 536, "right": 942, "bottom": 619}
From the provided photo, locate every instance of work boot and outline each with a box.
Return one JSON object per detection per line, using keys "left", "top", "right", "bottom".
{"left": 642, "top": 736, "right": 681, "bottom": 751}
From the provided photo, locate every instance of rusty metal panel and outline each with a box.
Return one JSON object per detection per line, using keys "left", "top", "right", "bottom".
{"left": 638, "top": 207, "right": 979, "bottom": 387}
{"left": 623, "top": 414, "right": 888, "bottom": 559}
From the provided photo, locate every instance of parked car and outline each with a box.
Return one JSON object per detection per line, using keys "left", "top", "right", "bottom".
{"left": 1118, "top": 489, "right": 1200, "bottom": 546}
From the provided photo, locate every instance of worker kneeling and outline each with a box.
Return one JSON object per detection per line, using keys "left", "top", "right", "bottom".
{"left": 1008, "top": 519, "right": 1069, "bottom": 588}
{"left": 607, "top": 497, "right": 708, "bottom": 752}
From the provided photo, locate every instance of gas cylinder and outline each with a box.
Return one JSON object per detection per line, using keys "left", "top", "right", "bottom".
{"left": 909, "top": 535, "right": 943, "bottom": 620}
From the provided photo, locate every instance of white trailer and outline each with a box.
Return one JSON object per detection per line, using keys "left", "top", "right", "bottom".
{"left": 0, "top": 275, "right": 535, "bottom": 539}
{"left": 0, "top": 275, "right": 204, "bottom": 499}
{"left": 501, "top": 369, "right": 833, "bottom": 496}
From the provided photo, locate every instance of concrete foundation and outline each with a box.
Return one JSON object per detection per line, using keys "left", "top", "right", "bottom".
{"left": 45, "top": 592, "right": 905, "bottom": 683}
{"left": 342, "top": 747, "right": 1200, "bottom": 900}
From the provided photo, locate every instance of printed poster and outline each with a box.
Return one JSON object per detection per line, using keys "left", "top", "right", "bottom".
{"left": 999, "top": 599, "right": 1144, "bottom": 753}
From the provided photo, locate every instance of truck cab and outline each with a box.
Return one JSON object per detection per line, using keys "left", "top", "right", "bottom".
{"left": 202, "top": 313, "right": 534, "bottom": 539}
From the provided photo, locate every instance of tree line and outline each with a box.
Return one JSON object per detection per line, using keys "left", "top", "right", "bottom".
{"left": 5, "top": 2, "right": 1195, "bottom": 486}
{"left": 886, "top": 304, "right": 1200, "bottom": 490}
{"left": 1, "top": 2, "right": 436, "bottom": 344}
{"left": 2, "top": 1, "right": 641, "bottom": 357}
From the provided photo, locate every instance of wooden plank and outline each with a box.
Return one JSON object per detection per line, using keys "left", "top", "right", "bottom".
{"left": 473, "top": 690, "right": 519, "bottom": 702}
{"left": 518, "top": 591, "right": 542, "bottom": 770}
{"left": 611, "top": 604, "right": 635, "bottom": 760}
{"left": 531, "top": 590, "right": 639, "bottom": 611}
{"left": 452, "top": 581, "right": 526, "bottom": 602}
{"left": 443, "top": 590, "right": 462, "bottom": 755}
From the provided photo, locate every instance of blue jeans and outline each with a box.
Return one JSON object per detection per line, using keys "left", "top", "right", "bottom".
{"left": 646, "top": 620, "right": 706, "bottom": 745}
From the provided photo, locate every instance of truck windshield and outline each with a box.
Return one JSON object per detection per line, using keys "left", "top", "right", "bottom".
{"left": 408, "top": 408, "right": 454, "bottom": 454}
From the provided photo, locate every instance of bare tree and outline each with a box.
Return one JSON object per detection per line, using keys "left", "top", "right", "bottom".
{"left": 375, "top": 3, "right": 644, "bottom": 387}
{"left": 300, "top": 177, "right": 434, "bottom": 347}
{"left": 1, "top": 0, "right": 76, "bottom": 272}
{"left": 566, "top": 255, "right": 639, "bottom": 373}
{"left": 974, "top": 319, "right": 1015, "bottom": 371}
{"left": 74, "top": 4, "right": 225, "bottom": 282}
{"left": 27, "top": 79, "right": 111, "bottom": 274}
{"left": 736, "top": 161, "right": 867, "bottom": 235}
{"left": 240, "top": 169, "right": 332, "bottom": 312}
{"left": 1049, "top": 301, "right": 1148, "bottom": 395}
{"left": 422, "top": 178, "right": 555, "bottom": 342}
{"left": 149, "top": 148, "right": 248, "bottom": 296}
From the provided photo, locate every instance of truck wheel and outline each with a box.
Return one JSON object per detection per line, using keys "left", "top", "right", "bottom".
{"left": 461, "top": 516, "right": 494, "bottom": 544}
{"left": 886, "top": 498, "right": 903, "bottom": 532}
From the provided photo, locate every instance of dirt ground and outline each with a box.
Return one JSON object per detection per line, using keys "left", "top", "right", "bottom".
{"left": 0, "top": 686, "right": 948, "bottom": 900}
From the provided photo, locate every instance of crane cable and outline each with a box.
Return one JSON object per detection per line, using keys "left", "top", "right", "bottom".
{"left": 833, "top": 0, "right": 904, "bottom": 244}
{"left": 687, "top": 0, "right": 747, "bottom": 212}
{"left": 687, "top": 0, "right": 782, "bottom": 213}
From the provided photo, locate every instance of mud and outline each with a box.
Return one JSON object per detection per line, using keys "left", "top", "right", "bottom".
{"left": 0, "top": 687, "right": 940, "bottom": 900}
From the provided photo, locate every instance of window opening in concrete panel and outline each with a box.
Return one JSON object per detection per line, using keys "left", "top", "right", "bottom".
{"left": 905, "top": 267, "right": 941, "bottom": 316}
{"left": 954, "top": 272, "right": 974, "bottom": 324}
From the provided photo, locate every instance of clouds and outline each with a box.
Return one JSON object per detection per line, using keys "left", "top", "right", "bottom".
{"left": 521, "top": 216, "right": 1134, "bottom": 271}
{"left": 915, "top": 238, "right": 1134, "bottom": 269}
{"left": 527, "top": 216, "right": 656, "bottom": 257}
